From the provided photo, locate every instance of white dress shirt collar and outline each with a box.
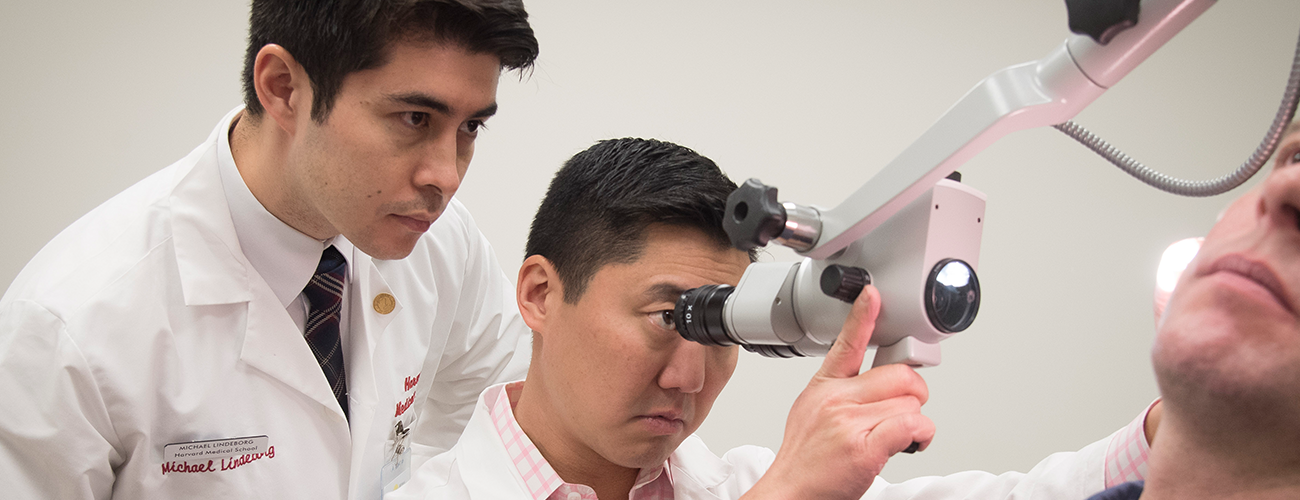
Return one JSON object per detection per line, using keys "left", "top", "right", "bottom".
{"left": 214, "top": 106, "right": 354, "bottom": 308}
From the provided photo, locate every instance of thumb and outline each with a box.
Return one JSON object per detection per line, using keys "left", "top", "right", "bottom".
{"left": 817, "top": 285, "right": 881, "bottom": 379}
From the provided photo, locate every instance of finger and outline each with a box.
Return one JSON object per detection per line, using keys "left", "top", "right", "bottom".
{"left": 818, "top": 285, "right": 881, "bottom": 379}
{"left": 863, "top": 412, "right": 936, "bottom": 462}
{"left": 850, "top": 364, "right": 929, "bottom": 406}
{"left": 843, "top": 394, "right": 925, "bottom": 430}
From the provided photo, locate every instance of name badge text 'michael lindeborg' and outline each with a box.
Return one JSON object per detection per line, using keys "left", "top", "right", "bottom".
{"left": 164, "top": 435, "right": 270, "bottom": 462}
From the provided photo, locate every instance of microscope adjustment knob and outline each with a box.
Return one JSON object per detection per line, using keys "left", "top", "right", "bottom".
{"left": 724, "top": 178, "right": 787, "bottom": 251}
{"left": 820, "top": 265, "right": 871, "bottom": 303}
{"left": 1064, "top": 0, "right": 1141, "bottom": 45}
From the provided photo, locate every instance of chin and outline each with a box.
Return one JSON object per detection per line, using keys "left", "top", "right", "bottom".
{"left": 614, "top": 442, "right": 680, "bottom": 470}
{"left": 355, "top": 237, "right": 421, "bottom": 261}
{"left": 1155, "top": 325, "right": 1300, "bottom": 419}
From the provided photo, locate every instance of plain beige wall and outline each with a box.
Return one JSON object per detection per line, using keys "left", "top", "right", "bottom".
{"left": 3, "top": 0, "right": 1298, "bottom": 483}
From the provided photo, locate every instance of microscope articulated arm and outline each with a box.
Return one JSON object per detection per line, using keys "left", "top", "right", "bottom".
{"left": 808, "top": 0, "right": 1213, "bottom": 260}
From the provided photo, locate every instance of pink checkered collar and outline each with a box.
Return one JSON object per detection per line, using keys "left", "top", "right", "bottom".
{"left": 486, "top": 381, "right": 675, "bottom": 500}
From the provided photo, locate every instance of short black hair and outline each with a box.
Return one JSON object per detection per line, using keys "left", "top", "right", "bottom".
{"left": 242, "top": 0, "right": 538, "bottom": 122}
{"left": 526, "top": 138, "right": 752, "bottom": 303}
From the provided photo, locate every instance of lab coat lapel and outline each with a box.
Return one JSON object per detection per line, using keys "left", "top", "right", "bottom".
{"left": 170, "top": 122, "right": 351, "bottom": 423}
{"left": 343, "top": 250, "right": 403, "bottom": 490}
{"left": 170, "top": 119, "right": 252, "bottom": 307}
{"left": 241, "top": 281, "right": 351, "bottom": 420}
{"left": 352, "top": 253, "right": 404, "bottom": 362}
{"left": 668, "top": 436, "right": 734, "bottom": 499}
{"left": 454, "top": 396, "right": 534, "bottom": 497}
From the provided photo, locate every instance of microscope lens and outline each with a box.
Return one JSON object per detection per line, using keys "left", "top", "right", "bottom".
{"left": 925, "top": 259, "right": 981, "bottom": 333}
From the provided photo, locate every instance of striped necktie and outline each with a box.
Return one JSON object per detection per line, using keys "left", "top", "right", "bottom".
{"left": 304, "top": 245, "right": 348, "bottom": 420}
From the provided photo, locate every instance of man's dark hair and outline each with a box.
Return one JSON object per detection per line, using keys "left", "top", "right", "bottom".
{"left": 526, "top": 138, "right": 753, "bottom": 303}
{"left": 242, "top": 0, "right": 538, "bottom": 122}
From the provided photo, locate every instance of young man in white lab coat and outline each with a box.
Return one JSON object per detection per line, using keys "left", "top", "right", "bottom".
{"left": 1085, "top": 124, "right": 1300, "bottom": 500}
{"left": 390, "top": 138, "right": 1161, "bottom": 499}
{"left": 0, "top": 1, "right": 537, "bottom": 498}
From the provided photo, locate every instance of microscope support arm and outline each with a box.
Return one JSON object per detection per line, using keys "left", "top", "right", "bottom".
{"left": 808, "top": 0, "right": 1214, "bottom": 260}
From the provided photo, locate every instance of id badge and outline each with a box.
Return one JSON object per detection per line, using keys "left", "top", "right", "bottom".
{"left": 380, "top": 418, "right": 414, "bottom": 496}
{"left": 380, "top": 447, "right": 411, "bottom": 495}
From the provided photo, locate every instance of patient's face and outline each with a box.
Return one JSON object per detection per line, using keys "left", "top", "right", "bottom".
{"left": 537, "top": 224, "right": 748, "bottom": 470}
{"left": 1154, "top": 128, "right": 1300, "bottom": 419}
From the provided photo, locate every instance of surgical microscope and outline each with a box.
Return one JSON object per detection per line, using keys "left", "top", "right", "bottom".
{"left": 673, "top": 0, "right": 1300, "bottom": 367}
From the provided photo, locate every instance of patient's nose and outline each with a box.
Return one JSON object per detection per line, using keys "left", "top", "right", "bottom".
{"left": 1260, "top": 159, "right": 1300, "bottom": 234}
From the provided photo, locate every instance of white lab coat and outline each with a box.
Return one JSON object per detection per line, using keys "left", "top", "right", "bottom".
{"left": 390, "top": 382, "right": 1111, "bottom": 500}
{"left": 0, "top": 109, "right": 529, "bottom": 500}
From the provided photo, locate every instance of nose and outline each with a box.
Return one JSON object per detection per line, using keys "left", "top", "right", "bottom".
{"left": 1260, "top": 159, "right": 1300, "bottom": 233}
{"left": 658, "top": 339, "right": 707, "bottom": 394}
{"left": 412, "top": 131, "right": 464, "bottom": 196}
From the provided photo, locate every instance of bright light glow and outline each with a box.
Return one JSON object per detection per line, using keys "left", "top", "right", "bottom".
{"left": 1154, "top": 237, "right": 1201, "bottom": 324}
{"left": 1156, "top": 237, "right": 1203, "bottom": 293}
{"left": 936, "top": 261, "right": 972, "bottom": 287}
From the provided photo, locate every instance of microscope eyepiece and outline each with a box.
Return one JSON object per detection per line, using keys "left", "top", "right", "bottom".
{"left": 674, "top": 284, "right": 736, "bottom": 346}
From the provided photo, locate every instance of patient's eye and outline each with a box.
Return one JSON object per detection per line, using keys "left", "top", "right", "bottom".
{"left": 650, "top": 310, "right": 676, "bottom": 331}
{"left": 1280, "top": 145, "right": 1300, "bottom": 167}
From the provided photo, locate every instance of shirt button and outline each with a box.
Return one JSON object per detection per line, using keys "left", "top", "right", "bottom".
{"left": 566, "top": 493, "right": 582, "bottom": 500}
{"left": 373, "top": 293, "right": 396, "bottom": 314}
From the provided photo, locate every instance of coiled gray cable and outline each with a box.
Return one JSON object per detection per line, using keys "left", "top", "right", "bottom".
{"left": 1054, "top": 27, "right": 1300, "bottom": 197}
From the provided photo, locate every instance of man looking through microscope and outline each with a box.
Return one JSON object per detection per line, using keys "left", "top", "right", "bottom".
{"left": 392, "top": 137, "right": 1162, "bottom": 499}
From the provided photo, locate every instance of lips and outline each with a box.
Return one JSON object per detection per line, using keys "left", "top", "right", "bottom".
{"left": 637, "top": 409, "right": 687, "bottom": 436}
{"left": 1203, "top": 254, "right": 1295, "bottom": 314}
{"left": 393, "top": 213, "right": 434, "bottom": 233}
{"left": 638, "top": 415, "right": 685, "bottom": 436}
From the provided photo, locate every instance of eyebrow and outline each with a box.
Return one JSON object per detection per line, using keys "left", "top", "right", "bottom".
{"left": 386, "top": 92, "right": 498, "bottom": 119}
{"left": 643, "top": 282, "right": 688, "bottom": 305}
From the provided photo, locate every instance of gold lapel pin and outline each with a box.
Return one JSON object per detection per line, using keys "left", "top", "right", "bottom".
{"left": 373, "top": 293, "right": 396, "bottom": 315}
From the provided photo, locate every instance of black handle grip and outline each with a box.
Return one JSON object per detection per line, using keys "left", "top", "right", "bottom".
{"left": 724, "top": 178, "right": 787, "bottom": 251}
{"left": 1065, "top": 0, "right": 1141, "bottom": 45}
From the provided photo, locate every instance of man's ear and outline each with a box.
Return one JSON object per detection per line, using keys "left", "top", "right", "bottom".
{"left": 517, "top": 255, "right": 564, "bottom": 334}
{"left": 251, "top": 44, "right": 311, "bottom": 136}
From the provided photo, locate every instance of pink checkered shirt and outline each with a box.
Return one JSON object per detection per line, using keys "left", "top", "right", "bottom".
{"left": 1103, "top": 399, "right": 1158, "bottom": 488}
{"left": 488, "top": 382, "right": 675, "bottom": 500}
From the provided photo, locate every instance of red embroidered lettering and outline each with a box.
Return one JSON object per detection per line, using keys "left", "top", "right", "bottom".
{"left": 394, "top": 394, "right": 416, "bottom": 417}
{"left": 162, "top": 451, "right": 274, "bottom": 476}
{"left": 404, "top": 373, "right": 420, "bottom": 392}
{"left": 160, "top": 460, "right": 215, "bottom": 475}
{"left": 219, "top": 449, "right": 276, "bottom": 472}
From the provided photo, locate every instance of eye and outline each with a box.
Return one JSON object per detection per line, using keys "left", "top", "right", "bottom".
{"left": 1277, "top": 143, "right": 1300, "bottom": 167}
{"left": 460, "top": 119, "right": 486, "bottom": 137}
{"left": 649, "top": 310, "right": 677, "bottom": 331}
{"left": 400, "top": 111, "right": 429, "bottom": 128}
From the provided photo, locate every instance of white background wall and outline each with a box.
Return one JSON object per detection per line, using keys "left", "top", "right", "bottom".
{"left": 3, "top": 0, "right": 1298, "bottom": 484}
